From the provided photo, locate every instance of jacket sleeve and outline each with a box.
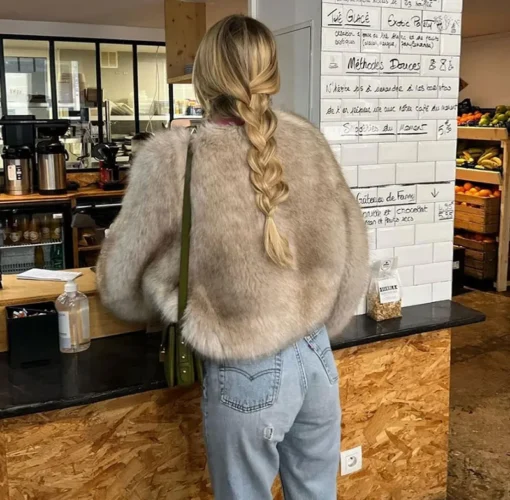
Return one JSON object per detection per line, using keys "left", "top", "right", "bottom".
{"left": 326, "top": 174, "right": 370, "bottom": 339}
{"left": 96, "top": 129, "right": 189, "bottom": 323}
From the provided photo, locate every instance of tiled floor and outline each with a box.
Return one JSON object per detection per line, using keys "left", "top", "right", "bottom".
{"left": 449, "top": 291, "right": 510, "bottom": 499}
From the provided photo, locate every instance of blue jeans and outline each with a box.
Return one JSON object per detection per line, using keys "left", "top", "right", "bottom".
{"left": 202, "top": 326, "right": 341, "bottom": 500}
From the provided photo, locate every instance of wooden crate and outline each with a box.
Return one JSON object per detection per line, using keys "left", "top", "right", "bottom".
{"left": 464, "top": 247, "right": 498, "bottom": 280}
{"left": 454, "top": 218, "right": 499, "bottom": 234}
{"left": 455, "top": 193, "right": 500, "bottom": 234}
{"left": 455, "top": 193, "right": 500, "bottom": 214}
{"left": 465, "top": 250, "right": 497, "bottom": 268}
{"left": 454, "top": 235, "right": 498, "bottom": 252}
{"left": 465, "top": 265, "right": 496, "bottom": 280}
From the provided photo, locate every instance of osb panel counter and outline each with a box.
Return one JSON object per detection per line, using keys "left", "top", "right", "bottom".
{"left": 0, "top": 302, "right": 484, "bottom": 500}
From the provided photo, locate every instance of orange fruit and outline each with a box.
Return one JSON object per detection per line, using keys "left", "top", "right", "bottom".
{"left": 474, "top": 186, "right": 481, "bottom": 191}
{"left": 468, "top": 188, "right": 478, "bottom": 194}
{"left": 464, "top": 182, "right": 473, "bottom": 190}
{"left": 455, "top": 186, "right": 463, "bottom": 193}
{"left": 479, "top": 189, "right": 492, "bottom": 197}
{"left": 494, "top": 190, "right": 501, "bottom": 198}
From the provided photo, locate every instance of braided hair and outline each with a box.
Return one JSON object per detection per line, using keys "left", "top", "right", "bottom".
{"left": 193, "top": 15, "right": 293, "bottom": 268}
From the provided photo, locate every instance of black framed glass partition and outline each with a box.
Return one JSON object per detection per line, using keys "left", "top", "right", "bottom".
{"left": 3, "top": 39, "right": 53, "bottom": 119}
{"left": 0, "top": 36, "right": 169, "bottom": 140}
{"left": 137, "top": 45, "right": 169, "bottom": 133}
{"left": 100, "top": 43, "right": 136, "bottom": 141}
{"left": 55, "top": 41, "right": 97, "bottom": 121}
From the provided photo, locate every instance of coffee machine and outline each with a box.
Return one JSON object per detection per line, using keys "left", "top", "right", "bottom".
{"left": 0, "top": 117, "right": 70, "bottom": 196}
{"left": 92, "top": 143, "right": 124, "bottom": 191}
{"left": 0, "top": 115, "right": 36, "bottom": 196}
{"left": 36, "top": 121, "right": 70, "bottom": 195}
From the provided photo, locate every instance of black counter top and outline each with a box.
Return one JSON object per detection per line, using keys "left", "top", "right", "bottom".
{"left": 0, "top": 300, "right": 484, "bottom": 420}
{"left": 330, "top": 300, "right": 485, "bottom": 350}
{"left": 0, "top": 332, "right": 166, "bottom": 420}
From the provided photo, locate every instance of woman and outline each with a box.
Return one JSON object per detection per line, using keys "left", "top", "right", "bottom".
{"left": 97, "top": 15, "right": 368, "bottom": 500}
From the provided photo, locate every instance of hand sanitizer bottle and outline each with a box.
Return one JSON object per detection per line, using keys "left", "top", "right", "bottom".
{"left": 55, "top": 281, "right": 91, "bottom": 353}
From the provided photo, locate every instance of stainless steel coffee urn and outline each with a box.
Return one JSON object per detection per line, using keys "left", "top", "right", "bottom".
{"left": 2, "top": 146, "right": 33, "bottom": 195}
{"left": 37, "top": 140, "right": 67, "bottom": 195}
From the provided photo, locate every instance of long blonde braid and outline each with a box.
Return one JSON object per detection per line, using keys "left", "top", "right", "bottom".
{"left": 193, "top": 15, "right": 294, "bottom": 268}
{"left": 237, "top": 95, "right": 293, "bottom": 267}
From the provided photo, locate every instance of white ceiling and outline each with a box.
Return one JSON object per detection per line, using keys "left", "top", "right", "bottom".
{"left": 0, "top": 0, "right": 165, "bottom": 29}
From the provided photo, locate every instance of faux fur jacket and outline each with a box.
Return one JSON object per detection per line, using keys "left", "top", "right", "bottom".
{"left": 97, "top": 111, "right": 368, "bottom": 361}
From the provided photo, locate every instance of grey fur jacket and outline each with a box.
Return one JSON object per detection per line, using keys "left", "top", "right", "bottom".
{"left": 97, "top": 111, "right": 368, "bottom": 361}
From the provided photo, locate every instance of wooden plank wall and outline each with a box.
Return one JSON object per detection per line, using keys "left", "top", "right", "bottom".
{"left": 206, "top": 0, "right": 249, "bottom": 29}
{"left": 0, "top": 329, "right": 450, "bottom": 499}
{"left": 165, "top": 0, "right": 206, "bottom": 80}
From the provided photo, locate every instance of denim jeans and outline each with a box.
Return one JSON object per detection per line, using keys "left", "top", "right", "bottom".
{"left": 202, "top": 325, "right": 341, "bottom": 500}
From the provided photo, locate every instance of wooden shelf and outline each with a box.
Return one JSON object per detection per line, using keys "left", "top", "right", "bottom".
{"left": 457, "top": 125, "right": 510, "bottom": 291}
{"left": 168, "top": 74, "right": 192, "bottom": 84}
{"left": 456, "top": 167, "right": 502, "bottom": 186}
{"left": 0, "top": 188, "right": 125, "bottom": 207}
{"left": 458, "top": 127, "right": 509, "bottom": 141}
{"left": 78, "top": 245, "right": 102, "bottom": 253}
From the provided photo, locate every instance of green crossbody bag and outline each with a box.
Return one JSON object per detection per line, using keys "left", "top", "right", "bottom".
{"left": 159, "top": 133, "right": 203, "bottom": 387}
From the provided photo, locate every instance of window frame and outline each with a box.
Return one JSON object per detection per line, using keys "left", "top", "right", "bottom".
{"left": 0, "top": 34, "right": 172, "bottom": 141}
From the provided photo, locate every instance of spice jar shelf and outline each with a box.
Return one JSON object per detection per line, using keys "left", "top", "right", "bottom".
{"left": 0, "top": 241, "right": 62, "bottom": 251}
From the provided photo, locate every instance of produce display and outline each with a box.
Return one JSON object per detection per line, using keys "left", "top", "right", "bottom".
{"left": 457, "top": 110, "right": 484, "bottom": 127}
{"left": 454, "top": 182, "right": 501, "bottom": 198}
{"left": 456, "top": 231, "right": 496, "bottom": 243}
{"left": 456, "top": 145, "right": 503, "bottom": 171}
{"left": 458, "top": 105, "right": 510, "bottom": 127}
{"left": 455, "top": 100, "right": 510, "bottom": 287}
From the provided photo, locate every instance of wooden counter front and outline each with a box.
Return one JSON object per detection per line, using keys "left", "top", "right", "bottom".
{"left": 0, "top": 268, "right": 142, "bottom": 352}
{"left": 0, "top": 329, "right": 451, "bottom": 500}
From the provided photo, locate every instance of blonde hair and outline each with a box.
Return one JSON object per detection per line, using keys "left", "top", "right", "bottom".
{"left": 193, "top": 15, "right": 293, "bottom": 268}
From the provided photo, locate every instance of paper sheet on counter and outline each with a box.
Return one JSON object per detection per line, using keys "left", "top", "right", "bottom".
{"left": 16, "top": 269, "right": 82, "bottom": 282}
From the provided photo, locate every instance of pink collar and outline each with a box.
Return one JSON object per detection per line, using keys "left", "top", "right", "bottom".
{"left": 213, "top": 117, "right": 245, "bottom": 126}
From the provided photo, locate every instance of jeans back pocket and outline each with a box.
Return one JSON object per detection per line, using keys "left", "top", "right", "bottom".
{"left": 304, "top": 326, "right": 339, "bottom": 385}
{"left": 219, "top": 353, "right": 282, "bottom": 413}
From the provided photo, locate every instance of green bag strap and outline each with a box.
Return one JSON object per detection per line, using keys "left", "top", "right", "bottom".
{"left": 178, "top": 135, "right": 194, "bottom": 323}
{"left": 160, "top": 129, "right": 201, "bottom": 387}
{"left": 175, "top": 131, "right": 197, "bottom": 386}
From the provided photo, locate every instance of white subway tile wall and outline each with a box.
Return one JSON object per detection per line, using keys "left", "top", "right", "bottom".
{"left": 402, "top": 284, "right": 432, "bottom": 307}
{"left": 396, "top": 161, "right": 435, "bottom": 184}
{"left": 433, "top": 281, "right": 453, "bottom": 302}
{"left": 415, "top": 221, "right": 454, "bottom": 244}
{"left": 370, "top": 247, "right": 394, "bottom": 263}
{"left": 398, "top": 266, "right": 415, "bottom": 287}
{"left": 435, "top": 160, "right": 456, "bottom": 182}
{"left": 342, "top": 165, "right": 359, "bottom": 187}
{"left": 320, "top": 0, "right": 460, "bottom": 307}
{"left": 394, "top": 244, "right": 433, "bottom": 267}
{"left": 377, "top": 225, "right": 415, "bottom": 249}
{"left": 433, "top": 241, "right": 454, "bottom": 263}
{"left": 358, "top": 164, "right": 396, "bottom": 187}
{"left": 414, "top": 261, "right": 453, "bottom": 285}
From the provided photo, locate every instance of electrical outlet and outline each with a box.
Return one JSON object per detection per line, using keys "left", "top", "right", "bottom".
{"left": 340, "top": 446, "right": 363, "bottom": 476}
